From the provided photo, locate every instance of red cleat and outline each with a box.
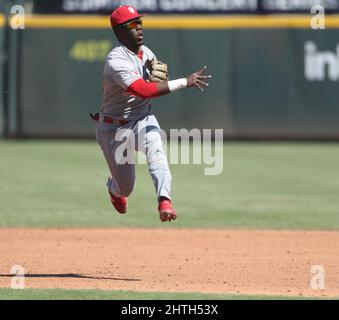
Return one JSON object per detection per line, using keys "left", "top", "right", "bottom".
{"left": 107, "top": 177, "right": 127, "bottom": 214}
{"left": 158, "top": 198, "right": 177, "bottom": 222}
{"left": 108, "top": 190, "right": 127, "bottom": 214}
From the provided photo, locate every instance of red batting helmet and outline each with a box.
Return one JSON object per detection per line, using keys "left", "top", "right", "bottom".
{"left": 110, "top": 5, "right": 146, "bottom": 28}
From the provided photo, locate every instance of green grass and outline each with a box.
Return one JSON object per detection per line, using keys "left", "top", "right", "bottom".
{"left": 0, "top": 288, "right": 329, "bottom": 300}
{"left": 0, "top": 141, "right": 339, "bottom": 229}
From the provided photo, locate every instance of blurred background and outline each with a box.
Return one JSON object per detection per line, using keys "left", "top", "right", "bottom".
{"left": 1, "top": 0, "right": 339, "bottom": 140}
{"left": 0, "top": 1, "right": 339, "bottom": 232}
{"left": 1, "top": 2, "right": 339, "bottom": 300}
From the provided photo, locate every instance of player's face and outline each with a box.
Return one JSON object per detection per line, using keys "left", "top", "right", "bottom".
{"left": 115, "top": 19, "right": 144, "bottom": 51}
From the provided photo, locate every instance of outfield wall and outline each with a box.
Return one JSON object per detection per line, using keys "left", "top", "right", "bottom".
{"left": 5, "top": 15, "right": 339, "bottom": 138}
{"left": 0, "top": 9, "right": 4, "bottom": 138}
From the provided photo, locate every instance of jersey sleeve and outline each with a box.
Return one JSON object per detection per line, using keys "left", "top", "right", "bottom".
{"left": 108, "top": 55, "right": 142, "bottom": 90}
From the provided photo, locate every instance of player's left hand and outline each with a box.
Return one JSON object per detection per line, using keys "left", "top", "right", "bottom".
{"left": 146, "top": 59, "right": 168, "bottom": 82}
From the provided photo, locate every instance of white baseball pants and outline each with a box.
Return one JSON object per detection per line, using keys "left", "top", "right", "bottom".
{"left": 96, "top": 114, "right": 172, "bottom": 200}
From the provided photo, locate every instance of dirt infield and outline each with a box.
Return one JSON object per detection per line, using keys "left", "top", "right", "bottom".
{"left": 0, "top": 228, "right": 338, "bottom": 297}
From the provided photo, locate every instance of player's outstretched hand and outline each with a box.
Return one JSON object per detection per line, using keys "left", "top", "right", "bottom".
{"left": 186, "top": 66, "right": 212, "bottom": 91}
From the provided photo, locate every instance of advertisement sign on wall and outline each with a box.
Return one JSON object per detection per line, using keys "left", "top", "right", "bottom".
{"left": 32, "top": 0, "right": 339, "bottom": 14}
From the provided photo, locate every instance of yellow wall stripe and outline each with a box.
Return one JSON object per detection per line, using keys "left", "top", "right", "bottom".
{"left": 24, "top": 15, "right": 108, "bottom": 29}
{"left": 145, "top": 15, "right": 339, "bottom": 28}
{"left": 0, "top": 14, "right": 5, "bottom": 28}
{"left": 5, "top": 14, "right": 339, "bottom": 29}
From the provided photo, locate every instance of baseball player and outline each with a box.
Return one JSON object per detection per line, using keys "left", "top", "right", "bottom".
{"left": 93, "top": 5, "right": 211, "bottom": 222}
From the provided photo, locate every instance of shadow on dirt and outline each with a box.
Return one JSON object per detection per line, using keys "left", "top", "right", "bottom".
{"left": 0, "top": 273, "right": 141, "bottom": 281}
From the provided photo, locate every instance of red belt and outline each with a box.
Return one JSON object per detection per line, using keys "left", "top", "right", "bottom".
{"left": 90, "top": 113, "right": 129, "bottom": 125}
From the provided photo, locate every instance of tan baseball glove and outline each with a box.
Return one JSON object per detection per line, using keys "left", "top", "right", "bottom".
{"left": 146, "top": 59, "right": 168, "bottom": 82}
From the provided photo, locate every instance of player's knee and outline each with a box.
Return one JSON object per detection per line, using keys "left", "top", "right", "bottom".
{"left": 146, "top": 137, "right": 167, "bottom": 164}
{"left": 148, "top": 149, "right": 169, "bottom": 172}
